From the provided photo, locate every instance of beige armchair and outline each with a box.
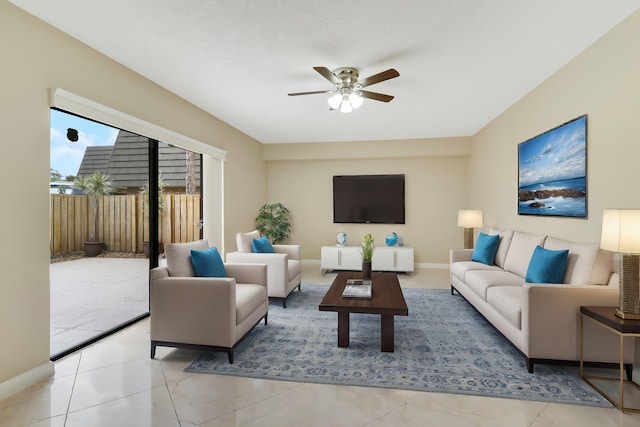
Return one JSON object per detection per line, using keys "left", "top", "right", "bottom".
{"left": 225, "top": 230, "right": 301, "bottom": 308}
{"left": 150, "top": 240, "right": 268, "bottom": 363}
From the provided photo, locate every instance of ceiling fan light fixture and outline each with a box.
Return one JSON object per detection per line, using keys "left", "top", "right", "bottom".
{"left": 289, "top": 66, "right": 399, "bottom": 113}
{"left": 349, "top": 92, "right": 363, "bottom": 109}
{"left": 328, "top": 93, "right": 342, "bottom": 110}
{"left": 339, "top": 94, "right": 353, "bottom": 113}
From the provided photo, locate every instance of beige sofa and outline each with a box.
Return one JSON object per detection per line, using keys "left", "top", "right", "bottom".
{"left": 150, "top": 240, "right": 268, "bottom": 363}
{"left": 450, "top": 228, "right": 634, "bottom": 373}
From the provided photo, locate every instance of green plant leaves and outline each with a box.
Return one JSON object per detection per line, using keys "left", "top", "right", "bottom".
{"left": 255, "top": 203, "right": 291, "bottom": 244}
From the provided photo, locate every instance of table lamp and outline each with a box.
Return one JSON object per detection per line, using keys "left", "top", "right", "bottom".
{"left": 600, "top": 209, "right": 640, "bottom": 319}
{"left": 457, "top": 210, "right": 483, "bottom": 249}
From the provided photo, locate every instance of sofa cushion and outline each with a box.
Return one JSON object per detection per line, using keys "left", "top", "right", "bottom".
{"left": 235, "top": 283, "right": 267, "bottom": 325}
{"left": 487, "top": 286, "right": 522, "bottom": 329}
{"left": 590, "top": 249, "right": 615, "bottom": 285}
{"left": 252, "top": 236, "right": 275, "bottom": 253}
{"left": 165, "top": 240, "right": 209, "bottom": 277}
{"left": 464, "top": 270, "right": 524, "bottom": 300}
{"left": 503, "top": 231, "right": 547, "bottom": 278}
{"left": 190, "top": 247, "right": 226, "bottom": 278}
{"left": 450, "top": 261, "right": 502, "bottom": 283}
{"left": 544, "top": 236, "right": 610, "bottom": 285}
{"left": 472, "top": 232, "right": 500, "bottom": 265}
{"left": 525, "top": 245, "right": 569, "bottom": 284}
{"left": 489, "top": 228, "right": 514, "bottom": 269}
{"left": 236, "top": 230, "right": 260, "bottom": 253}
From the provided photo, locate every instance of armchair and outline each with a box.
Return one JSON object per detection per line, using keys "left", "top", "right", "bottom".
{"left": 150, "top": 240, "right": 268, "bottom": 363}
{"left": 226, "top": 230, "right": 302, "bottom": 308}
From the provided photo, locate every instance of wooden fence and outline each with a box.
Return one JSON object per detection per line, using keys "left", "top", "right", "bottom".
{"left": 50, "top": 194, "right": 201, "bottom": 256}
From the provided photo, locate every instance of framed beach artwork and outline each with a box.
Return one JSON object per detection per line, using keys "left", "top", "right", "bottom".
{"left": 518, "top": 115, "right": 587, "bottom": 218}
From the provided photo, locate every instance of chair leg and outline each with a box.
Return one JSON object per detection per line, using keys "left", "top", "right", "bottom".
{"left": 228, "top": 349, "right": 234, "bottom": 364}
{"left": 298, "top": 283, "right": 302, "bottom": 291}
{"left": 264, "top": 313, "right": 268, "bottom": 325}
{"left": 626, "top": 363, "right": 633, "bottom": 381}
{"left": 150, "top": 341, "right": 157, "bottom": 359}
{"left": 526, "top": 358, "right": 534, "bottom": 373}
{"left": 283, "top": 298, "right": 287, "bottom": 309}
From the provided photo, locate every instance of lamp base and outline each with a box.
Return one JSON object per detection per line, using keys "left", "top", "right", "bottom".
{"left": 463, "top": 228, "right": 474, "bottom": 249}
{"left": 615, "top": 308, "right": 640, "bottom": 319}
{"left": 616, "top": 253, "right": 640, "bottom": 319}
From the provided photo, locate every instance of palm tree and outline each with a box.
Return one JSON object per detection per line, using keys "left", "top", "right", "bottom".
{"left": 74, "top": 173, "right": 113, "bottom": 254}
{"left": 185, "top": 150, "right": 197, "bottom": 195}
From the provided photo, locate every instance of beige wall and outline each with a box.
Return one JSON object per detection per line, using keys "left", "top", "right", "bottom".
{"left": 0, "top": 2, "right": 266, "bottom": 386}
{"left": 264, "top": 138, "right": 471, "bottom": 264}
{"left": 470, "top": 10, "right": 640, "bottom": 244}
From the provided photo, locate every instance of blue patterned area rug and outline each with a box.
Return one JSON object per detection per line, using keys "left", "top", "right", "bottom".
{"left": 184, "top": 284, "right": 609, "bottom": 407}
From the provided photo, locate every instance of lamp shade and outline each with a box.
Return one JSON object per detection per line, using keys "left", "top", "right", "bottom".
{"left": 328, "top": 93, "right": 342, "bottom": 109}
{"left": 339, "top": 94, "right": 352, "bottom": 113}
{"left": 457, "top": 210, "right": 483, "bottom": 228}
{"left": 349, "top": 92, "right": 363, "bottom": 109}
{"left": 600, "top": 209, "right": 640, "bottom": 253}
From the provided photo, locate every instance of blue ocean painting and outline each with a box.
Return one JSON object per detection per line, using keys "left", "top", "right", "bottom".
{"left": 518, "top": 116, "right": 587, "bottom": 217}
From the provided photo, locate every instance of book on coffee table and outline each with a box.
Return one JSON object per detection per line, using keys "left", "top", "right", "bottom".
{"left": 342, "top": 279, "right": 372, "bottom": 298}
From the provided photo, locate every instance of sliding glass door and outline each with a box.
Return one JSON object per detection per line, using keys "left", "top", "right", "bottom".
{"left": 49, "top": 108, "right": 203, "bottom": 359}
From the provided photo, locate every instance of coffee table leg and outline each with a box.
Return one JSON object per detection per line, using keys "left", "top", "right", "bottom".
{"left": 338, "top": 312, "right": 349, "bottom": 347}
{"left": 381, "top": 315, "right": 394, "bottom": 352}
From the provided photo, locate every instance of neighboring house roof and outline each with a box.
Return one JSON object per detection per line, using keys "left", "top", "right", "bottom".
{"left": 76, "top": 146, "right": 113, "bottom": 176}
{"left": 76, "top": 130, "right": 201, "bottom": 190}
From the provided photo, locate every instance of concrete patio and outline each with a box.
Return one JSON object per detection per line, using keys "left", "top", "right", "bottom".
{"left": 50, "top": 257, "right": 150, "bottom": 357}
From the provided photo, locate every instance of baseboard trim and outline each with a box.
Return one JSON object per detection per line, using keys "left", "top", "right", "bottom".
{"left": 0, "top": 361, "right": 55, "bottom": 402}
{"left": 303, "top": 259, "right": 449, "bottom": 270}
{"left": 415, "top": 263, "right": 449, "bottom": 270}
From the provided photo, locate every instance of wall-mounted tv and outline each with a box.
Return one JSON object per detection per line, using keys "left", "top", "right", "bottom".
{"left": 333, "top": 174, "right": 405, "bottom": 224}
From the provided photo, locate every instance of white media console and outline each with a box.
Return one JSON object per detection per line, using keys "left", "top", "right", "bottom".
{"left": 320, "top": 246, "right": 414, "bottom": 274}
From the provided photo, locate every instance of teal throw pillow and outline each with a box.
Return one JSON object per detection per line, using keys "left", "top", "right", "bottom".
{"left": 252, "top": 236, "right": 275, "bottom": 253}
{"left": 472, "top": 232, "right": 500, "bottom": 265}
{"left": 525, "top": 245, "right": 569, "bottom": 284}
{"left": 190, "top": 247, "right": 226, "bottom": 278}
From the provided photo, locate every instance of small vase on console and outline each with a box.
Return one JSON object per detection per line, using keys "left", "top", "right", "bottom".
{"left": 360, "top": 232, "right": 375, "bottom": 279}
{"left": 362, "top": 261, "right": 372, "bottom": 279}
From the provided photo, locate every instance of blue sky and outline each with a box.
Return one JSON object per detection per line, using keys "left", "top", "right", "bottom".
{"left": 50, "top": 109, "right": 119, "bottom": 178}
{"left": 518, "top": 116, "right": 586, "bottom": 188}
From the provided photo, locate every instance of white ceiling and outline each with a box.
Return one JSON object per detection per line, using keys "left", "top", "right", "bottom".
{"left": 10, "top": 0, "right": 640, "bottom": 144}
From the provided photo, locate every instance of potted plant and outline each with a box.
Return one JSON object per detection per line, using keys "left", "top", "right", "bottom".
{"left": 140, "top": 176, "right": 167, "bottom": 257}
{"left": 360, "top": 233, "right": 375, "bottom": 279}
{"left": 73, "top": 172, "right": 114, "bottom": 257}
{"left": 255, "top": 202, "right": 291, "bottom": 243}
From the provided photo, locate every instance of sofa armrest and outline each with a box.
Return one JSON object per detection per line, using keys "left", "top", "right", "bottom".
{"left": 226, "top": 251, "right": 288, "bottom": 296}
{"left": 150, "top": 276, "right": 236, "bottom": 346}
{"left": 150, "top": 266, "right": 170, "bottom": 280}
{"left": 522, "top": 282, "right": 621, "bottom": 359}
{"left": 273, "top": 244, "right": 301, "bottom": 260}
{"left": 450, "top": 248, "right": 473, "bottom": 263}
{"left": 224, "top": 263, "right": 267, "bottom": 288}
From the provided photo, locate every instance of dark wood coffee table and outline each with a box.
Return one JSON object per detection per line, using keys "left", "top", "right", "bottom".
{"left": 318, "top": 272, "right": 408, "bottom": 352}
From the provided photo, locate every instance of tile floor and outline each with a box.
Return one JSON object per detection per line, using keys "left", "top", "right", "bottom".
{"left": 3, "top": 265, "right": 640, "bottom": 426}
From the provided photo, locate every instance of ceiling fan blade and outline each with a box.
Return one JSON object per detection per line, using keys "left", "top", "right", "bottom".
{"left": 357, "top": 69, "right": 400, "bottom": 88}
{"left": 359, "top": 90, "right": 394, "bottom": 103}
{"left": 313, "top": 66, "right": 341, "bottom": 85}
{"left": 288, "top": 90, "right": 332, "bottom": 96}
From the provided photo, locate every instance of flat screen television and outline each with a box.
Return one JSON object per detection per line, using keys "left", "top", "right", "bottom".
{"left": 333, "top": 174, "right": 405, "bottom": 224}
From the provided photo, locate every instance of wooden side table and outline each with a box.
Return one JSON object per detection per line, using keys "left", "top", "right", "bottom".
{"left": 580, "top": 306, "right": 640, "bottom": 412}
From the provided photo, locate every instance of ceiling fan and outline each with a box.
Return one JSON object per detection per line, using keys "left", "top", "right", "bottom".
{"left": 288, "top": 66, "right": 400, "bottom": 113}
